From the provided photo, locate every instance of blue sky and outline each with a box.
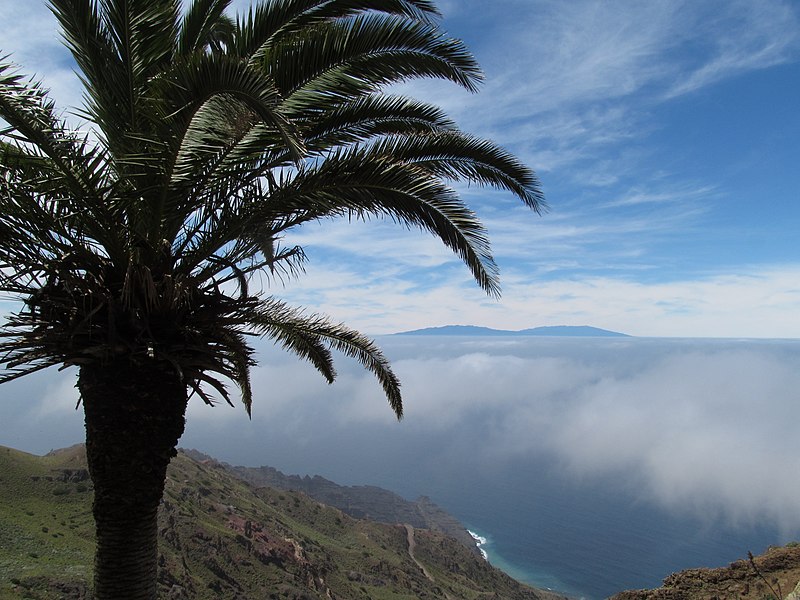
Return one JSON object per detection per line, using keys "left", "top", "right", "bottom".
{"left": 2, "top": 0, "right": 799, "bottom": 337}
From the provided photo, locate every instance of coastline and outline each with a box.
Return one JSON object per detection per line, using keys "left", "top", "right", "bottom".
{"left": 465, "top": 525, "right": 587, "bottom": 599}
{"left": 468, "top": 529, "right": 489, "bottom": 560}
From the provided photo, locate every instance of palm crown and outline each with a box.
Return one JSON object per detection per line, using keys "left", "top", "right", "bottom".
{"left": 1, "top": 0, "right": 543, "bottom": 420}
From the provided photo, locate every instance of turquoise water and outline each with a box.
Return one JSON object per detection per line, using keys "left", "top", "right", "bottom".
{"left": 466, "top": 527, "right": 584, "bottom": 598}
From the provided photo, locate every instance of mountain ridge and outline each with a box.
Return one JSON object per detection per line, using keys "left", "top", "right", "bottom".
{"left": 394, "top": 324, "right": 630, "bottom": 337}
{"left": 4, "top": 444, "right": 797, "bottom": 600}
{"left": 181, "top": 448, "right": 478, "bottom": 552}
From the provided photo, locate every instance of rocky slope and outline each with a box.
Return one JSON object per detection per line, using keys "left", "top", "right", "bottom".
{"left": 0, "top": 444, "right": 565, "bottom": 600}
{"left": 181, "top": 449, "right": 477, "bottom": 552}
{"left": 611, "top": 545, "right": 800, "bottom": 600}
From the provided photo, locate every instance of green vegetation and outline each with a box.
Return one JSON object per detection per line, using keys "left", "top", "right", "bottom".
{"left": 0, "top": 445, "right": 554, "bottom": 600}
{"left": 0, "top": 446, "right": 94, "bottom": 598}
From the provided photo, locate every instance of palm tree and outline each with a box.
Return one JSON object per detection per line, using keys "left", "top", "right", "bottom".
{"left": 0, "top": 0, "right": 544, "bottom": 597}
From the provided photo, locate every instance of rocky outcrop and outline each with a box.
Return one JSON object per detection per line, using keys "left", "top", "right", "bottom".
{"left": 612, "top": 545, "right": 800, "bottom": 600}
{"left": 6, "top": 443, "right": 562, "bottom": 600}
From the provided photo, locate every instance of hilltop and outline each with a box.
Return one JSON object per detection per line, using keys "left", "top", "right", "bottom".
{"left": 395, "top": 325, "right": 629, "bottom": 337}
{"left": 0, "top": 444, "right": 565, "bottom": 600}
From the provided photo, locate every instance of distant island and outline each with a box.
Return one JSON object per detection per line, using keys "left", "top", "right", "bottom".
{"left": 395, "top": 325, "right": 630, "bottom": 337}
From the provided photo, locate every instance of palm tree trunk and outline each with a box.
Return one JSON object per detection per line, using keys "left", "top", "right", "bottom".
{"left": 79, "top": 359, "right": 188, "bottom": 600}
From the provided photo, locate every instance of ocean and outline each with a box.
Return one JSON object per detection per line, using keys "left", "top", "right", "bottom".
{"left": 179, "top": 334, "right": 800, "bottom": 600}
{"left": 425, "top": 456, "right": 791, "bottom": 599}
{"left": 336, "top": 336, "right": 800, "bottom": 600}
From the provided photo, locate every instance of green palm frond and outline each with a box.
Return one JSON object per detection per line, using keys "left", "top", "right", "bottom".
{"left": 99, "top": 0, "right": 179, "bottom": 80}
{"left": 248, "top": 297, "right": 402, "bottom": 417}
{"left": 161, "top": 51, "right": 303, "bottom": 165}
{"left": 261, "top": 150, "right": 501, "bottom": 295}
{"left": 299, "top": 0, "right": 441, "bottom": 24}
{"left": 303, "top": 94, "right": 456, "bottom": 149}
{"left": 0, "top": 62, "right": 122, "bottom": 261}
{"left": 365, "top": 132, "right": 547, "bottom": 211}
{"left": 271, "top": 14, "right": 482, "bottom": 109}
{"left": 178, "top": 0, "right": 234, "bottom": 55}
{"left": 233, "top": 0, "right": 440, "bottom": 62}
{"left": 47, "top": 0, "right": 124, "bottom": 130}
{"left": 0, "top": 62, "right": 102, "bottom": 204}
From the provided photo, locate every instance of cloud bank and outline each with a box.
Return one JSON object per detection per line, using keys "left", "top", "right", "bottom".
{"left": 2, "top": 337, "right": 799, "bottom": 540}
{"left": 182, "top": 337, "right": 800, "bottom": 532}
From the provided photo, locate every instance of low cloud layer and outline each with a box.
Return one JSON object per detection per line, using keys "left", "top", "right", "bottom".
{"left": 177, "top": 336, "right": 800, "bottom": 532}
{"left": 3, "top": 337, "right": 798, "bottom": 534}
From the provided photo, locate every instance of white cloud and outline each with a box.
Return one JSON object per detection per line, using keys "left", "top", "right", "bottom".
{"left": 546, "top": 347, "right": 800, "bottom": 528}
{"left": 395, "top": 0, "right": 800, "bottom": 199}
{"left": 184, "top": 337, "right": 800, "bottom": 531}
{"left": 3, "top": 329, "right": 799, "bottom": 533}
{"left": 270, "top": 251, "right": 800, "bottom": 338}
{"left": 0, "top": 1, "right": 85, "bottom": 119}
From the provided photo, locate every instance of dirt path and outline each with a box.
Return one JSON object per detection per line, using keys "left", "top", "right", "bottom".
{"left": 403, "top": 524, "right": 453, "bottom": 600}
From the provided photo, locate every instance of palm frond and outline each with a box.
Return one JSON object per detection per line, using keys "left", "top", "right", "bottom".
{"left": 248, "top": 297, "right": 402, "bottom": 418}
{"left": 366, "top": 131, "right": 547, "bottom": 211}
{"left": 0, "top": 62, "right": 124, "bottom": 260}
{"left": 233, "top": 0, "right": 440, "bottom": 62}
{"left": 301, "top": 0, "right": 441, "bottom": 24}
{"left": 271, "top": 14, "right": 482, "bottom": 108}
{"left": 99, "top": 0, "right": 180, "bottom": 80}
{"left": 47, "top": 0, "right": 125, "bottom": 135}
{"left": 161, "top": 51, "right": 303, "bottom": 163}
{"left": 0, "top": 63, "right": 100, "bottom": 202}
{"left": 262, "top": 149, "right": 502, "bottom": 296}
{"left": 303, "top": 94, "right": 456, "bottom": 149}
{"left": 178, "top": 0, "right": 234, "bottom": 55}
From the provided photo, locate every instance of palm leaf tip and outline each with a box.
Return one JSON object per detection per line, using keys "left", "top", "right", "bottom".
{"left": 250, "top": 298, "right": 403, "bottom": 419}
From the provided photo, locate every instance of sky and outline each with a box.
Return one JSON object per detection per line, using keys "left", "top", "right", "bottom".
{"left": 2, "top": 4, "right": 800, "bottom": 589}
{"left": 0, "top": 0, "right": 798, "bottom": 337}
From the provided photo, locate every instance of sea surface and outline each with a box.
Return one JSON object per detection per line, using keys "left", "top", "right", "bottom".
{"left": 429, "top": 459, "right": 791, "bottom": 599}
{"left": 354, "top": 336, "right": 800, "bottom": 600}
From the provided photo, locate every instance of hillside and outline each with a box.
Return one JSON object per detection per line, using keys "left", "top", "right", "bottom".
{"left": 182, "top": 449, "right": 477, "bottom": 552}
{"left": 0, "top": 445, "right": 565, "bottom": 600}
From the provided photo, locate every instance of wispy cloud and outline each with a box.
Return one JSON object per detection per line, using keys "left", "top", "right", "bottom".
{"left": 601, "top": 185, "right": 719, "bottom": 208}
{"left": 390, "top": 0, "right": 800, "bottom": 231}
{"left": 3, "top": 334, "right": 799, "bottom": 531}
{"left": 269, "top": 256, "right": 800, "bottom": 338}
{"left": 0, "top": 1, "right": 84, "bottom": 116}
{"left": 1, "top": 1, "right": 798, "bottom": 340}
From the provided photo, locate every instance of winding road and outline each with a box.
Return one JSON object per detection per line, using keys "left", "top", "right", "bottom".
{"left": 403, "top": 524, "right": 454, "bottom": 600}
